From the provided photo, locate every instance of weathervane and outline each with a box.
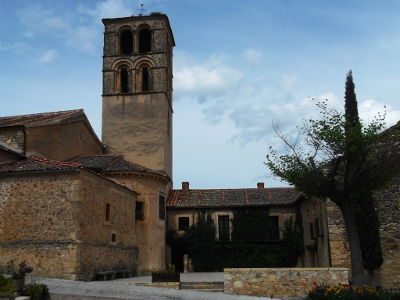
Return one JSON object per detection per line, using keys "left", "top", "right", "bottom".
{"left": 137, "top": 2, "right": 147, "bottom": 16}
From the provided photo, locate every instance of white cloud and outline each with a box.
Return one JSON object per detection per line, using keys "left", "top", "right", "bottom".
{"left": 17, "top": 4, "right": 98, "bottom": 53}
{"left": 359, "top": 99, "right": 400, "bottom": 127}
{"left": 174, "top": 52, "right": 243, "bottom": 100}
{"left": 174, "top": 52, "right": 400, "bottom": 144}
{"left": 243, "top": 48, "right": 263, "bottom": 65}
{"left": 79, "top": 0, "right": 132, "bottom": 19}
{"left": 39, "top": 49, "right": 58, "bottom": 63}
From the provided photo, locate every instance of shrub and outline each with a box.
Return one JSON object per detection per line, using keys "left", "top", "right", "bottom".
{"left": 306, "top": 284, "right": 400, "bottom": 300}
{"left": 0, "top": 274, "right": 15, "bottom": 298}
{"left": 24, "top": 283, "right": 50, "bottom": 300}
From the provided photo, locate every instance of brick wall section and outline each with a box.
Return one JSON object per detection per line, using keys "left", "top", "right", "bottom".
{"left": 224, "top": 268, "right": 349, "bottom": 298}
{"left": 0, "top": 127, "right": 24, "bottom": 153}
{"left": 327, "top": 176, "right": 400, "bottom": 288}
{"left": 0, "top": 171, "right": 138, "bottom": 280}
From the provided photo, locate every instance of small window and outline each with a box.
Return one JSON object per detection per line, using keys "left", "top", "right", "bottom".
{"left": 105, "top": 203, "right": 111, "bottom": 222}
{"left": 268, "top": 216, "right": 280, "bottom": 241}
{"left": 142, "top": 67, "right": 149, "bottom": 92}
{"left": 120, "top": 67, "right": 129, "bottom": 93}
{"left": 111, "top": 232, "right": 117, "bottom": 243}
{"left": 120, "top": 29, "right": 133, "bottom": 55}
{"left": 315, "top": 218, "right": 320, "bottom": 237}
{"left": 178, "top": 217, "right": 189, "bottom": 231}
{"left": 159, "top": 194, "right": 165, "bottom": 220}
{"left": 136, "top": 202, "right": 144, "bottom": 220}
{"left": 139, "top": 28, "right": 151, "bottom": 53}
{"left": 218, "top": 215, "right": 230, "bottom": 241}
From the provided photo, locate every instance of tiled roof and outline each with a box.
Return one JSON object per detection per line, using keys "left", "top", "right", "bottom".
{"left": 0, "top": 109, "right": 84, "bottom": 128}
{"left": 0, "top": 156, "right": 82, "bottom": 174}
{"left": 71, "top": 155, "right": 168, "bottom": 178}
{"left": 70, "top": 155, "right": 120, "bottom": 171}
{"left": 167, "top": 188, "right": 303, "bottom": 208}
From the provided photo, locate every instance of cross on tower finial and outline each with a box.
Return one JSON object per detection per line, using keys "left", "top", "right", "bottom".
{"left": 137, "top": 2, "right": 147, "bottom": 16}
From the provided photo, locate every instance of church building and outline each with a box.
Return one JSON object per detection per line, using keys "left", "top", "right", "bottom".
{"left": 0, "top": 13, "right": 398, "bottom": 287}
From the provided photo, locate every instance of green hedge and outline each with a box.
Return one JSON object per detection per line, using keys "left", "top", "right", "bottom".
{"left": 24, "top": 283, "right": 50, "bottom": 300}
{"left": 209, "top": 241, "right": 292, "bottom": 271}
{"left": 307, "top": 284, "right": 400, "bottom": 300}
{"left": 0, "top": 275, "right": 15, "bottom": 298}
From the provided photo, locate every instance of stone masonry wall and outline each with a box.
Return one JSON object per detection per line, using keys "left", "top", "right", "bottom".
{"left": 373, "top": 177, "right": 400, "bottom": 288}
{"left": 0, "top": 173, "right": 80, "bottom": 278}
{"left": 108, "top": 175, "right": 167, "bottom": 274}
{"left": 75, "top": 172, "right": 138, "bottom": 279}
{"left": 0, "top": 171, "right": 138, "bottom": 280}
{"left": 224, "top": 268, "right": 349, "bottom": 298}
{"left": 0, "top": 174, "right": 80, "bottom": 243}
{"left": 326, "top": 200, "right": 351, "bottom": 268}
{"left": 0, "top": 242, "right": 79, "bottom": 280}
{"left": 327, "top": 176, "right": 400, "bottom": 288}
{"left": 78, "top": 172, "right": 136, "bottom": 247}
{"left": 77, "top": 243, "right": 138, "bottom": 280}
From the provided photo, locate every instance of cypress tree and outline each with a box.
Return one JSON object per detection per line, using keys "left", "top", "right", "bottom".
{"left": 344, "top": 70, "right": 383, "bottom": 276}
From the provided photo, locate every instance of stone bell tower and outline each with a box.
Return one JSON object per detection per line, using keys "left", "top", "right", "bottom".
{"left": 102, "top": 14, "right": 174, "bottom": 179}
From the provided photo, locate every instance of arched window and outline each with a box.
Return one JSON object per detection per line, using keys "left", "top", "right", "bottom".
{"left": 120, "top": 67, "right": 129, "bottom": 93}
{"left": 139, "top": 28, "right": 151, "bottom": 53}
{"left": 120, "top": 30, "right": 133, "bottom": 55}
{"left": 142, "top": 67, "right": 149, "bottom": 91}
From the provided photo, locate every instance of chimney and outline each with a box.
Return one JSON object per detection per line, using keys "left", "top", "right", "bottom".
{"left": 182, "top": 181, "right": 190, "bottom": 191}
{"left": 257, "top": 182, "right": 265, "bottom": 190}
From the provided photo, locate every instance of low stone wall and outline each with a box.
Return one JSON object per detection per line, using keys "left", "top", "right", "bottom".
{"left": 0, "top": 241, "right": 138, "bottom": 281}
{"left": 77, "top": 242, "right": 138, "bottom": 281}
{"left": 224, "top": 268, "right": 349, "bottom": 298}
{"left": 0, "top": 241, "right": 79, "bottom": 280}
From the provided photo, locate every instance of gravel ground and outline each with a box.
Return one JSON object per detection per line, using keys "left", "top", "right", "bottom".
{"left": 29, "top": 276, "right": 278, "bottom": 300}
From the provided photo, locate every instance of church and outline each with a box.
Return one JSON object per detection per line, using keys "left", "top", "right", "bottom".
{"left": 0, "top": 13, "right": 399, "bottom": 287}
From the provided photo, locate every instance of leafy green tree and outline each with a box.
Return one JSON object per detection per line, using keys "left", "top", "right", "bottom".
{"left": 266, "top": 71, "right": 394, "bottom": 285}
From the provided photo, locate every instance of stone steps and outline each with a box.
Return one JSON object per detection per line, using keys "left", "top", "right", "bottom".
{"left": 180, "top": 281, "right": 224, "bottom": 292}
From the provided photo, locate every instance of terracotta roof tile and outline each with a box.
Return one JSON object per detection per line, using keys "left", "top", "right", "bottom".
{"left": 167, "top": 187, "right": 303, "bottom": 208}
{"left": 71, "top": 155, "right": 168, "bottom": 178}
{"left": 0, "top": 156, "right": 82, "bottom": 174}
{"left": 0, "top": 109, "right": 84, "bottom": 128}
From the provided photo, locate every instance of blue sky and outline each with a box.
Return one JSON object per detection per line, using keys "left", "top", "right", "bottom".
{"left": 1, "top": 0, "right": 400, "bottom": 188}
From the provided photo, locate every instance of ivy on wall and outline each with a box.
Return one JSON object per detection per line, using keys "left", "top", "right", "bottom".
{"left": 167, "top": 209, "right": 305, "bottom": 272}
